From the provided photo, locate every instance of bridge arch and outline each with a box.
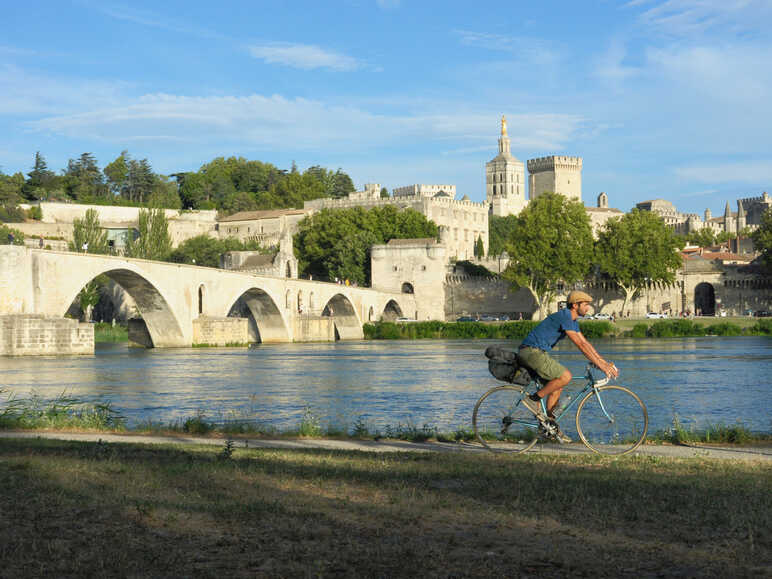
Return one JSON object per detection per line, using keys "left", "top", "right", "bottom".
{"left": 226, "top": 287, "right": 289, "bottom": 343}
{"left": 695, "top": 282, "right": 715, "bottom": 316}
{"left": 61, "top": 267, "right": 186, "bottom": 348}
{"left": 321, "top": 293, "right": 363, "bottom": 340}
{"left": 382, "top": 299, "right": 403, "bottom": 321}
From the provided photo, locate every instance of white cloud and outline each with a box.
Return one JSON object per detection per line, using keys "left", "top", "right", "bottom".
{"left": 0, "top": 64, "right": 128, "bottom": 116}
{"left": 24, "top": 91, "right": 584, "bottom": 156}
{"left": 674, "top": 160, "right": 772, "bottom": 183}
{"left": 248, "top": 42, "right": 362, "bottom": 71}
{"left": 455, "top": 30, "right": 559, "bottom": 65}
{"left": 634, "top": 0, "right": 771, "bottom": 37}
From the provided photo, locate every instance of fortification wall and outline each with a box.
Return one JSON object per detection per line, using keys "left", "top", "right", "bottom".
{"left": 38, "top": 202, "right": 217, "bottom": 224}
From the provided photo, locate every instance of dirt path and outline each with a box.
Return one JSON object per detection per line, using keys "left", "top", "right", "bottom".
{"left": 2, "top": 430, "right": 771, "bottom": 461}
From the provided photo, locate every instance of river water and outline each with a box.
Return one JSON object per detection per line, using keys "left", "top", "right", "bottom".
{"left": 1, "top": 337, "right": 770, "bottom": 435}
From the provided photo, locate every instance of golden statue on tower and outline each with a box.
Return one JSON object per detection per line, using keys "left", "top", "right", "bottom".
{"left": 501, "top": 115, "right": 508, "bottom": 136}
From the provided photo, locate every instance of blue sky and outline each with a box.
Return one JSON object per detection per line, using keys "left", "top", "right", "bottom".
{"left": 2, "top": 0, "right": 771, "bottom": 214}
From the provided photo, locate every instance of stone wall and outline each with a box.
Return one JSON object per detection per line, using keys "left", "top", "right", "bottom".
{"left": 192, "top": 316, "right": 249, "bottom": 346}
{"left": 444, "top": 276, "right": 537, "bottom": 320}
{"left": 292, "top": 315, "right": 335, "bottom": 342}
{"left": 0, "top": 315, "right": 93, "bottom": 356}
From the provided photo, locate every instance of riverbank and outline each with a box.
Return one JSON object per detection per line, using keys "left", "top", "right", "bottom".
{"left": 0, "top": 435, "right": 768, "bottom": 576}
{"left": 364, "top": 318, "right": 772, "bottom": 340}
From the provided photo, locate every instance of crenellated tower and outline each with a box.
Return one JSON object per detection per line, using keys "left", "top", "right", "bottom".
{"left": 486, "top": 115, "right": 527, "bottom": 217}
{"left": 527, "top": 155, "right": 583, "bottom": 202}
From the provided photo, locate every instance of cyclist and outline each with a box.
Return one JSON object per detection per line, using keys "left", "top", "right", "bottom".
{"left": 518, "top": 290, "right": 619, "bottom": 442}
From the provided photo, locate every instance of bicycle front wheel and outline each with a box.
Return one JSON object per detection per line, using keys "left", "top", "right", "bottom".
{"left": 473, "top": 386, "right": 540, "bottom": 453}
{"left": 575, "top": 385, "right": 648, "bottom": 455}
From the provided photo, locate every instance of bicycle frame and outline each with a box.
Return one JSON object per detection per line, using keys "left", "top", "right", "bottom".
{"left": 510, "top": 365, "right": 612, "bottom": 430}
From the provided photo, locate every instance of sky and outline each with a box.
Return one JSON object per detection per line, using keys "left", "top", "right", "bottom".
{"left": 2, "top": 0, "right": 771, "bottom": 215}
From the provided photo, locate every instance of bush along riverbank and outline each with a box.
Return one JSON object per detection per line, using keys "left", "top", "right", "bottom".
{"left": 364, "top": 318, "right": 772, "bottom": 340}
{"left": 3, "top": 389, "right": 770, "bottom": 445}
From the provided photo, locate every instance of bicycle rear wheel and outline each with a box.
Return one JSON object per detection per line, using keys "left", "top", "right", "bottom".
{"left": 575, "top": 385, "right": 648, "bottom": 455}
{"left": 473, "top": 386, "right": 539, "bottom": 453}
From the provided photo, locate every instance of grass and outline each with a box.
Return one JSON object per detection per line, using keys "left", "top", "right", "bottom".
{"left": 649, "top": 415, "right": 765, "bottom": 445}
{"left": 94, "top": 322, "right": 128, "bottom": 343}
{"left": 0, "top": 437, "right": 768, "bottom": 577}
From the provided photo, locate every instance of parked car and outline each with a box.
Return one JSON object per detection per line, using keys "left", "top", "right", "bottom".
{"left": 395, "top": 317, "right": 418, "bottom": 323}
{"left": 593, "top": 313, "right": 611, "bottom": 320}
{"left": 645, "top": 312, "right": 662, "bottom": 319}
{"left": 456, "top": 316, "right": 476, "bottom": 322}
{"left": 755, "top": 310, "right": 771, "bottom": 317}
{"left": 478, "top": 315, "right": 499, "bottom": 322}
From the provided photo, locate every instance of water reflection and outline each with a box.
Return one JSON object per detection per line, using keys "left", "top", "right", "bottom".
{"left": 0, "top": 337, "right": 770, "bottom": 434}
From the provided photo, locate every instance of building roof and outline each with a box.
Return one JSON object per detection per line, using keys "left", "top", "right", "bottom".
{"left": 585, "top": 207, "right": 623, "bottom": 214}
{"left": 218, "top": 208, "right": 308, "bottom": 223}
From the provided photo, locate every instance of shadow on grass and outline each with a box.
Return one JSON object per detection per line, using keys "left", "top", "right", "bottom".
{"left": 0, "top": 438, "right": 769, "bottom": 577}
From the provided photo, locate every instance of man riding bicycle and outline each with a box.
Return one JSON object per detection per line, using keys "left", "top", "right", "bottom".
{"left": 518, "top": 290, "right": 619, "bottom": 442}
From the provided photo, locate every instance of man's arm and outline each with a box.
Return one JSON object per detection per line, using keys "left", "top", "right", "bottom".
{"left": 565, "top": 330, "right": 619, "bottom": 378}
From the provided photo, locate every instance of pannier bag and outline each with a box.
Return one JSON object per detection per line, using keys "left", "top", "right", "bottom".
{"left": 484, "top": 345, "right": 531, "bottom": 385}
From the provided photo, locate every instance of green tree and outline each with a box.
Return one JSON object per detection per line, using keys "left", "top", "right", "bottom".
{"left": 0, "top": 224, "right": 24, "bottom": 245}
{"left": 77, "top": 279, "right": 102, "bottom": 322}
{"left": 380, "top": 187, "right": 389, "bottom": 199}
{"left": 169, "top": 235, "right": 272, "bottom": 267}
{"left": 330, "top": 170, "right": 355, "bottom": 198}
{"left": 474, "top": 235, "right": 485, "bottom": 258}
{"left": 752, "top": 207, "right": 772, "bottom": 268}
{"left": 595, "top": 209, "right": 684, "bottom": 316}
{"left": 123, "top": 158, "right": 155, "bottom": 203}
{"left": 65, "top": 152, "right": 106, "bottom": 201}
{"left": 488, "top": 214, "right": 519, "bottom": 257}
{"left": 23, "top": 151, "right": 55, "bottom": 200}
{"left": 146, "top": 176, "right": 182, "bottom": 209}
{"left": 294, "top": 206, "right": 438, "bottom": 285}
{"left": 502, "top": 192, "right": 593, "bottom": 319}
{"left": 684, "top": 228, "right": 716, "bottom": 247}
{"left": 0, "top": 171, "right": 24, "bottom": 206}
{"left": 104, "top": 151, "right": 129, "bottom": 196}
{"left": 69, "top": 208, "right": 109, "bottom": 254}
{"left": 125, "top": 208, "right": 172, "bottom": 260}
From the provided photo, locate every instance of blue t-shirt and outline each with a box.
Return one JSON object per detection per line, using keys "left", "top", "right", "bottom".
{"left": 521, "top": 308, "right": 580, "bottom": 352}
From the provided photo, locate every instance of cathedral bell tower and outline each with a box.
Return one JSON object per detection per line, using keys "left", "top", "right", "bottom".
{"left": 486, "top": 116, "right": 527, "bottom": 217}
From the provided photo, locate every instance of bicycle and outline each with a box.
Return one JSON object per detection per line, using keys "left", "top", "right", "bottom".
{"left": 473, "top": 363, "right": 648, "bottom": 455}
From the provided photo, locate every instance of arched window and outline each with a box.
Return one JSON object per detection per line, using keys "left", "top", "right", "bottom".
{"left": 286, "top": 261, "right": 292, "bottom": 278}
{"left": 198, "top": 285, "right": 205, "bottom": 315}
{"left": 285, "top": 289, "right": 292, "bottom": 309}
{"left": 401, "top": 282, "right": 414, "bottom": 294}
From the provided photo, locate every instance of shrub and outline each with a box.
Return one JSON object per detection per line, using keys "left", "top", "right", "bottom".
{"left": 0, "top": 205, "right": 26, "bottom": 223}
{"left": 183, "top": 412, "right": 214, "bottom": 434}
{"left": 577, "top": 321, "right": 614, "bottom": 339}
{"left": 26, "top": 205, "right": 42, "bottom": 220}
{"left": 630, "top": 323, "right": 648, "bottom": 338}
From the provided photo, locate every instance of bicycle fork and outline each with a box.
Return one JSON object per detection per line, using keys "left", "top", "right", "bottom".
{"left": 592, "top": 387, "right": 615, "bottom": 423}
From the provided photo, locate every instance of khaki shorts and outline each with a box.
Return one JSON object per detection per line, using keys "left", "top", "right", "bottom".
{"left": 517, "top": 346, "right": 567, "bottom": 382}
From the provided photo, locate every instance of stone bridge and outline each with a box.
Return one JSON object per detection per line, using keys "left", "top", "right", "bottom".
{"left": 0, "top": 246, "right": 415, "bottom": 349}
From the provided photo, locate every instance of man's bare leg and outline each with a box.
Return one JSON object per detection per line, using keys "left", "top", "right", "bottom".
{"left": 536, "top": 370, "right": 571, "bottom": 414}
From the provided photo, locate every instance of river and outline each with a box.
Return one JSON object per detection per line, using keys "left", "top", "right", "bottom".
{"left": 1, "top": 337, "right": 770, "bottom": 435}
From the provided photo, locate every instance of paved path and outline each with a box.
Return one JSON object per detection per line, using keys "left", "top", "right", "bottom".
{"left": 2, "top": 431, "right": 771, "bottom": 461}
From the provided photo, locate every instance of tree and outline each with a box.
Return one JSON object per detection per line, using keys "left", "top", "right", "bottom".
{"left": 123, "top": 158, "right": 155, "bottom": 203}
{"left": 23, "top": 151, "right": 55, "bottom": 200}
{"left": 65, "top": 152, "right": 106, "bottom": 201}
{"left": 752, "top": 207, "right": 772, "bottom": 268}
{"left": 69, "top": 209, "right": 109, "bottom": 254}
{"left": 595, "top": 209, "right": 684, "bottom": 315}
{"left": 488, "top": 214, "right": 519, "bottom": 257}
{"left": 169, "top": 235, "right": 273, "bottom": 267}
{"left": 77, "top": 279, "right": 101, "bottom": 322}
{"left": 0, "top": 172, "right": 24, "bottom": 206}
{"left": 146, "top": 176, "right": 182, "bottom": 209}
{"left": 380, "top": 187, "right": 389, "bottom": 199}
{"left": 684, "top": 228, "right": 716, "bottom": 248}
{"left": 330, "top": 170, "right": 355, "bottom": 198}
{"left": 502, "top": 192, "right": 594, "bottom": 319}
{"left": 294, "top": 206, "right": 439, "bottom": 285}
{"left": 474, "top": 235, "right": 485, "bottom": 258}
{"left": 104, "top": 151, "right": 129, "bottom": 196}
{"left": 125, "top": 208, "right": 172, "bottom": 260}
